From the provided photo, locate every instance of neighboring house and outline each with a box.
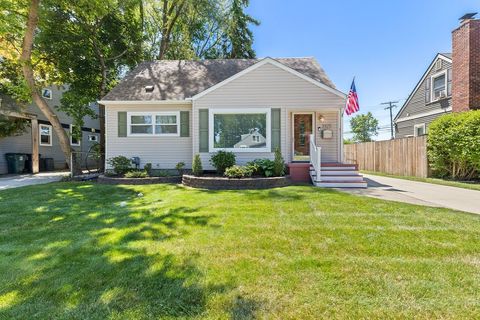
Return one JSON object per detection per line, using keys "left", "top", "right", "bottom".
{"left": 0, "top": 85, "right": 101, "bottom": 174}
{"left": 233, "top": 128, "right": 266, "bottom": 149}
{"left": 395, "top": 14, "right": 480, "bottom": 137}
{"left": 100, "top": 57, "right": 367, "bottom": 187}
{"left": 394, "top": 53, "right": 452, "bottom": 138}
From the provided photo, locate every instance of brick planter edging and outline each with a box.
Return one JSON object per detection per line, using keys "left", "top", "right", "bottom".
{"left": 97, "top": 175, "right": 182, "bottom": 185}
{"left": 182, "top": 174, "right": 290, "bottom": 190}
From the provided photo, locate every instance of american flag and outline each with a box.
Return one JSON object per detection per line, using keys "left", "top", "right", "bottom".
{"left": 345, "top": 79, "right": 359, "bottom": 115}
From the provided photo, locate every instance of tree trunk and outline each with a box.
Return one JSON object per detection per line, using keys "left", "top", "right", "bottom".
{"left": 21, "top": 0, "right": 76, "bottom": 173}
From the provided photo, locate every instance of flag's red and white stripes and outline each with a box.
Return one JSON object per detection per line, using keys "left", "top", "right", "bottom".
{"left": 345, "top": 79, "right": 359, "bottom": 115}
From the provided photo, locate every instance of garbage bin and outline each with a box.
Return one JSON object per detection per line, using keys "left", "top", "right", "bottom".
{"left": 5, "top": 153, "right": 27, "bottom": 174}
{"left": 40, "top": 158, "right": 55, "bottom": 172}
{"left": 44, "top": 158, "right": 54, "bottom": 171}
{"left": 24, "top": 154, "right": 41, "bottom": 173}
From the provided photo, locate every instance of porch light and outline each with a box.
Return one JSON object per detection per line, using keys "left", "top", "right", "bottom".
{"left": 318, "top": 114, "right": 325, "bottom": 122}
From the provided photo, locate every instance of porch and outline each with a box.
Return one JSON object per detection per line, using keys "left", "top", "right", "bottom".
{"left": 287, "top": 147, "right": 367, "bottom": 190}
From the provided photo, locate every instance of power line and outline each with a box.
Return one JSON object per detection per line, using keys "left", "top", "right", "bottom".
{"left": 381, "top": 101, "right": 399, "bottom": 140}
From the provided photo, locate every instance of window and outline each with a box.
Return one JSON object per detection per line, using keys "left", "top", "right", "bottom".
{"left": 70, "top": 124, "right": 81, "bottom": 146}
{"left": 41, "top": 88, "right": 52, "bottom": 99}
{"left": 88, "top": 134, "right": 98, "bottom": 142}
{"left": 209, "top": 108, "right": 271, "bottom": 153}
{"left": 431, "top": 71, "right": 447, "bottom": 101}
{"left": 127, "top": 112, "right": 179, "bottom": 136}
{"left": 414, "top": 123, "right": 426, "bottom": 137}
{"left": 39, "top": 124, "right": 52, "bottom": 146}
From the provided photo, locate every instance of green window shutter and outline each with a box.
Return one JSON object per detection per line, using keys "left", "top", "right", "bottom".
{"left": 199, "top": 109, "right": 209, "bottom": 152}
{"left": 271, "top": 108, "right": 281, "bottom": 152}
{"left": 118, "top": 112, "right": 127, "bottom": 137}
{"left": 180, "top": 111, "right": 190, "bottom": 137}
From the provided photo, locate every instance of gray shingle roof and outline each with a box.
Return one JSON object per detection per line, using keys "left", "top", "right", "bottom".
{"left": 440, "top": 52, "right": 452, "bottom": 59}
{"left": 102, "top": 57, "right": 336, "bottom": 101}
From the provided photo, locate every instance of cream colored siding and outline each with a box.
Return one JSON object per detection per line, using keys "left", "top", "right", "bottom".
{"left": 193, "top": 62, "right": 344, "bottom": 168}
{"left": 105, "top": 104, "right": 192, "bottom": 169}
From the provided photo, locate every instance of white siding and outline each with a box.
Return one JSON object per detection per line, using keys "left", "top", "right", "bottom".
{"left": 193, "top": 62, "right": 344, "bottom": 168}
{"left": 105, "top": 104, "right": 192, "bottom": 169}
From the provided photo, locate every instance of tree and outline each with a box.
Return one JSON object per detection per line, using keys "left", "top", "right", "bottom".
{"left": 222, "top": 0, "right": 259, "bottom": 58}
{"left": 19, "top": 0, "right": 75, "bottom": 171}
{"left": 350, "top": 112, "right": 379, "bottom": 142}
{"left": 1, "top": 0, "right": 259, "bottom": 173}
{"left": 37, "top": 0, "right": 143, "bottom": 170}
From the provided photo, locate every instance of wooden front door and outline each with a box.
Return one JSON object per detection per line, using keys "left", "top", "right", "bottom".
{"left": 293, "top": 114, "right": 313, "bottom": 161}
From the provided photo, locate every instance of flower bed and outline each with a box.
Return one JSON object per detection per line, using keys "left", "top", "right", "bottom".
{"left": 182, "top": 174, "right": 290, "bottom": 190}
{"left": 98, "top": 175, "right": 182, "bottom": 185}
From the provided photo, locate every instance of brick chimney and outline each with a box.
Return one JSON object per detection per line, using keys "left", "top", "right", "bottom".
{"left": 452, "top": 13, "right": 480, "bottom": 112}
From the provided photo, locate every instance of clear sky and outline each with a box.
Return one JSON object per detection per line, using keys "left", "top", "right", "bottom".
{"left": 247, "top": 0, "right": 479, "bottom": 140}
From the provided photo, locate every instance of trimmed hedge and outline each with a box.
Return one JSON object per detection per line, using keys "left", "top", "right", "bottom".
{"left": 427, "top": 110, "right": 480, "bottom": 180}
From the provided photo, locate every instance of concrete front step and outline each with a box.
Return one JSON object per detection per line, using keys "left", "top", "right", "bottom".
{"left": 310, "top": 169, "right": 360, "bottom": 176}
{"left": 314, "top": 181, "right": 368, "bottom": 188}
{"left": 318, "top": 166, "right": 358, "bottom": 171}
{"left": 311, "top": 174, "right": 364, "bottom": 182}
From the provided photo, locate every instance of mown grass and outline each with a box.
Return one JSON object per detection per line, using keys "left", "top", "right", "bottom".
{"left": 0, "top": 182, "right": 479, "bottom": 319}
{"left": 361, "top": 170, "right": 480, "bottom": 191}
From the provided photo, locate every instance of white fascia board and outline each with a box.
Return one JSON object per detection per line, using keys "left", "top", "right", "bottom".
{"left": 394, "top": 53, "right": 452, "bottom": 121}
{"left": 395, "top": 107, "right": 452, "bottom": 123}
{"left": 98, "top": 100, "right": 191, "bottom": 105}
{"left": 190, "top": 57, "right": 347, "bottom": 100}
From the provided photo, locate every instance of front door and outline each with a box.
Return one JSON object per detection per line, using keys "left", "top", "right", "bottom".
{"left": 292, "top": 113, "right": 313, "bottom": 161}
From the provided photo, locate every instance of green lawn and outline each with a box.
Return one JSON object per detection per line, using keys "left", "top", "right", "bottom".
{"left": 0, "top": 182, "right": 479, "bottom": 319}
{"left": 361, "top": 170, "right": 480, "bottom": 191}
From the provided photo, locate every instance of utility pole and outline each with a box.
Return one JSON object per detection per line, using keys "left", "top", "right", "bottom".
{"left": 381, "top": 101, "right": 399, "bottom": 139}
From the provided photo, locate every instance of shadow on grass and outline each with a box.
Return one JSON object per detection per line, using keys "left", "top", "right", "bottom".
{"left": 0, "top": 182, "right": 227, "bottom": 318}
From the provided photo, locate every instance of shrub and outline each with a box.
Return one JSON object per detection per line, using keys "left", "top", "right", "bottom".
{"left": 192, "top": 154, "right": 203, "bottom": 176}
{"left": 107, "top": 156, "right": 131, "bottom": 175}
{"left": 175, "top": 162, "right": 186, "bottom": 175}
{"left": 428, "top": 110, "right": 480, "bottom": 180}
{"left": 144, "top": 163, "right": 152, "bottom": 176}
{"left": 224, "top": 165, "right": 253, "bottom": 178}
{"left": 247, "top": 158, "right": 275, "bottom": 177}
{"left": 210, "top": 151, "right": 236, "bottom": 174}
{"left": 124, "top": 170, "right": 148, "bottom": 178}
{"left": 273, "top": 148, "right": 286, "bottom": 176}
{"left": 150, "top": 170, "right": 170, "bottom": 177}
{"left": 245, "top": 161, "right": 261, "bottom": 176}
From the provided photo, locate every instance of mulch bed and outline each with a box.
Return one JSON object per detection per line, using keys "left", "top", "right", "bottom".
{"left": 97, "top": 175, "right": 182, "bottom": 185}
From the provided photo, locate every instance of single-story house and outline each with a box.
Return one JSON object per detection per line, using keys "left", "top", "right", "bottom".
{"left": 0, "top": 85, "right": 101, "bottom": 174}
{"left": 99, "top": 57, "right": 367, "bottom": 187}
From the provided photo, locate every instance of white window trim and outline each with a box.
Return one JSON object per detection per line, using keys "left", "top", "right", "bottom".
{"left": 414, "top": 123, "right": 426, "bottom": 137}
{"left": 39, "top": 124, "right": 52, "bottom": 146}
{"left": 41, "top": 88, "right": 52, "bottom": 100}
{"left": 126, "top": 111, "right": 180, "bottom": 137}
{"left": 70, "top": 124, "right": 81, "bottom": 146}
{"left": 209, "top": 108, "right": 271, "bottom": 153}
{"left": 430, "top": 70, "right": 447, "bottom": 102}
{"left": 88, "top": 134, "right": 99, "bottom": 142}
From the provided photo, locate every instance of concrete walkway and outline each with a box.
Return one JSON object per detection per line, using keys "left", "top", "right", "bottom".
{"left": 341, "top": 174, "right": 480, "bottom": 215}
{"left": 0, "top": 171, "right": 69, "bottom": 191}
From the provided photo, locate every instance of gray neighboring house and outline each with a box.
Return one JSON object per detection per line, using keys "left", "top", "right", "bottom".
{"left": 394, "top": 53, "right": 452, "bottom": 138}
{"left": 0, "top": 85, "right": 101, "bottom": 174}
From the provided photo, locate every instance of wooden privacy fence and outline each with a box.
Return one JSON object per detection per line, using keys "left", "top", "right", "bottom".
{"left": 344, "top": 136, "right": 429, "bottom": 178}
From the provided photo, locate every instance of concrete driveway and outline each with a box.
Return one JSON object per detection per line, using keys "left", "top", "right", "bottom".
{"left": 0, "top": 171, "right": 69, "bottom": 191}
{"left": 341, "top": 174, "right": 480, "bottom": 215}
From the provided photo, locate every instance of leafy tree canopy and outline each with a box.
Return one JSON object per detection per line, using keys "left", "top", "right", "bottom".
{"left": 349, "top": 112, "right": 379, "bottom": 143}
